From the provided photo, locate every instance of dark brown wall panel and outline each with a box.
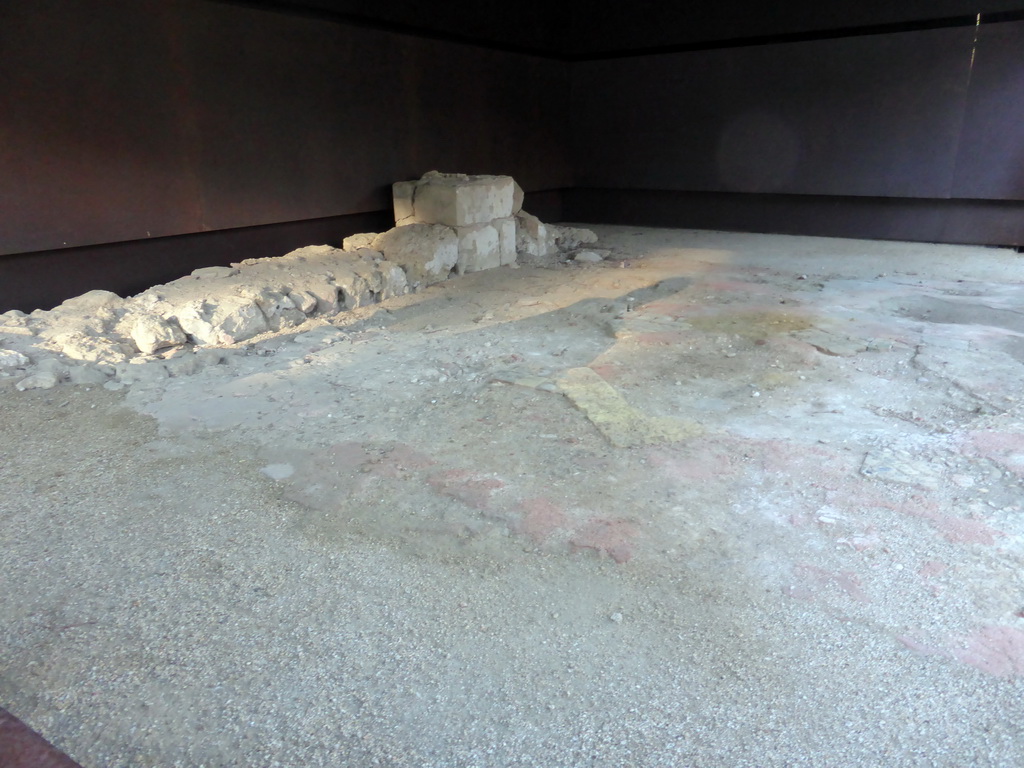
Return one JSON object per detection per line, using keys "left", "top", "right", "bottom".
{"left": 183, "top": 1, "right": 570, "bottom": 229}
{"left": 565, "top": 188, "right": 1024, "bottom": 247}
{"left": 0, "top": 0, "right": 570, "bottom": 257}
{"left": 951, "top": 20, "right": 1024, "bottom": 200}
{"left": 568, "top": 1, "right": 1024, "bottom": 55}
{"left": 216, "top": 0, "right": 571, "bottom": 54}
{"left": 571, "top": 26, "right": 977, "bottom": 199}
{"left": 0, "top": 0, "right": 203, "bottom": 254}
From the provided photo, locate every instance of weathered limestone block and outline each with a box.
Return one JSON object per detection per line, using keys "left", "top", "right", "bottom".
{"left": 16, "top": 371, "right": 59, "bottom": 391}
{"left": 117, "top": 358, "right": 170, "bottom": 387}
{"left": 392, "top": 180, "right": 417, "bottom": 226}
{"left": 553, "top": 226, "right": 599, "bottom": 251}
{"left": 277, "top": 244, "right": 340, "bottom": 264}
{"left": 515, "top": 211, "right": 555, "bottom": 258}
{"left": 332, "top": 260, "right": 379, "bottom": 310}
{"left": 287, "top": 290, "right": 319, "bottom": 315}
{"left": 512, "top": 181, "right": 525, "bottom": 215}
{"left": 0, "top": 310, "right": 35, "bottom": 337}
{"left": 0, "top": 349, "right": 30, "bottom": 369}
{"left": 286, "top": 278, "right": 341, "bottom": 316}
{"left": 130, "top": 314, "right": 188, "bottom": 354}
{"left": 190, "top": 266, "right": 238, "bottom": 280}
{"left": 399, "top": 172, "right": 515, "bottom": 227}
{"left": 67, "top": 363, "right": 110, "bottom": 385}
{"left": 372, "top": 224, "right": 458, "bottom": 286}
{"left": 56, "top": 289, "right": 123, "bottom": 314}
{"left": 240, "top": 288, "right": 306, "bottom": 331}
{"left": 342, "top": 232, "right": 379, "bottom": 250}
{"left": 176, "top": 296, "right": 268, "bottom": 345}
{"left": 377, "top": 261, "right": 409, "bottom": 300}
{"left": 50, "top": 331, "right": 132, "bottom": 364}
{"left": 495, "top": 216, "right": 517, "bottom": 266}
{"left": 455, "top": 223, "right": 501, "bottom": 274}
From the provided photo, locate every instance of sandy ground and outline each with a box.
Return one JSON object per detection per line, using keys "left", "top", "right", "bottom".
{"left": 3, "top": 226, "right": 1024, "bottom": 767}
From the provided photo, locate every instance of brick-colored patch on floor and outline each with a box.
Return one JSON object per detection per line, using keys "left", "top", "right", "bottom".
{"left": 955, "top": 626, "right": 1024, "bottom": 677}
{"left": 358, "top": 443, "right": 437, "bottom": 478}
{"left": 901, "top": 495, "right": 1003, "bottom": 546}
{"left": 788, "top": 564, "right": 871, "bottom": 604}
{"left": 570, "top": 518, "right": 639, "bottom": 564}
{"left": 514, "top": 498, "right": 568, "bottom": 544}
{"left": 428, "top": 469, "right": 504, "bottom": 510}
{"left": 633, "top": 330, "right": 692, "bottom": 347}
{"left": 968, "top": 430, "right": 1024, "bottom": 477}
{"left": 638, "top": 300, "right": 701, "bottom": 319}
{"left": 648, "top": 437, "right": 747, "bottom": 483}
{"left": 918, "top": 560, "right": 947, "bottom": 579}
{"left": 588, "top": 363, "right": 624, "bottom": 382}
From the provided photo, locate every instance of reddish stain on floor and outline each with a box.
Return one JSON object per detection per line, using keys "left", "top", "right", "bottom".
{"left": 955, "top": 626, "right": 1024, "bottom": 677}
{"left": 570, "top": 518, "right": 639, "bottom": 563}
{"left": 968, "top": 431, "right": 1024, "bottom": 477}
{"left": 633, "top": 331, "right": 692, "bottom": 347}
{"left": 639, "top": 301, "right": 700, "bottom": 319}
{"left": 918, "top": 560, "right": 947, "bottom": 578}
{"left": 589, "top": 363, "right": 624, "bottom": 381}
{"left": 901, "top": 496, "right": 1003, "bottom": 546}
{"left": 789, "top": 564, "right": 871, "bottom": 603}
{"left": 648, "top": 438, "right": 746, "bottom": 482}
{"left": 360, "top": 443, "right": 437, "bottom": 478}
{"left": 515, "top": 498, "right": 568, "bottom": 544}
{"left": 428, "top": 469, "right": 504, "bottom": 510}
{"left": 929, "top": 514, "right": 1002, "bottom": 546}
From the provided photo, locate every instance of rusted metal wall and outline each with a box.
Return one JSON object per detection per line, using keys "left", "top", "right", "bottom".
{"left": 571, "top": 25, "right": 1000, "bottom": 199}
{"left": 568, "top": 18, "right": 1024, "bottom": 244}
{"left": 0, "top": 0, "right": 570, "bottom": 257}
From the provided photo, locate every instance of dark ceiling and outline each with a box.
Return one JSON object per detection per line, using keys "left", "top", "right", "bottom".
{"left": 216, "top": 0, "right": 1024, "bottom": 56}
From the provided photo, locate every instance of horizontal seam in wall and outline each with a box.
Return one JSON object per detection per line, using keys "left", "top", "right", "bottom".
{"left": 566, "top": 10, "right": 1024, "bottom": 62}
{"left": 205, "top": 3, "right": 1024, "bottom": 61}
{"left": 207, "top": 0, "right": 568, "bottom": 59}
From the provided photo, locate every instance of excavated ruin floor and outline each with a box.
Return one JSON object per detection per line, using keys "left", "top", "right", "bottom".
{"left": 3, "top": 226, "right": 1024, "bottom": 767}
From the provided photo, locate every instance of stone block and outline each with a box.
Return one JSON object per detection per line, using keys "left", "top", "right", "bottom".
{"left": 278, "top": 244, "right": 340, "bottom": 263}
{"left": 240, "top": 288, "right": 306, "bottom": 331}
{"left": 286, "top": 279, "right": 341, "bottom": 316}
{"left": 495, "top": 216, "right": 517, "bottom": 266}
{"left": 176, "top": 296, "right": 268, "bottom": 346}
{"left": 57, "top": 289, "right": 123, "bottom": 314}
{"left": 553, "top": 226, "right": 599, "bottom": 252}
{"left": 377, "top": 262, "right": 409, "bottom": 300}
{"left": 409, "top": 172, "right": 515, "bottom": 227}
{"left": 50, "top": 331, "right": 132, "bottom": 364}
{"left": 342, "top": 232, "right": 379, "bottom": 250}
{"left": 515, "top": 211, "right": 554, "bottom": 258}
{"left": 131, "top": 314, "right": 188, "bottom": 354}
{"left": 512, "top": 180, "right": 524, "bottom": 214}
{"left": 456, "top": 223, "right": 501, "bottom": 274}
{"left": 0, "top": 349, "right": 29, "bottom": 369}
{"left": 16, "top": 371, "right": 58, "bottom": 391}
{"left": 67, "top": 364, "right": 110, "bottom": 386}
{"left": 392, "top": 181, "right": 417, "bottom": 225}
{"left": 190, "top": 266, "right": 238, "bottom": 280}
{"left": 372, "top": 223, "right": 458, "bottom": 286}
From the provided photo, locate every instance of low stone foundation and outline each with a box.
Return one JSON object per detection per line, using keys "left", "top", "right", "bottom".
{"left": 0, "top": 172, "right": 601, "bottom": 391}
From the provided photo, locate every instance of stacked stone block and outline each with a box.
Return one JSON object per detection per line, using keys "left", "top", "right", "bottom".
{"left": 392, "top": 171, "right": 521, "bottom": 274}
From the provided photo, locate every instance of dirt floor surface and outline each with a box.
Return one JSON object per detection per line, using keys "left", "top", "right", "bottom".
{"left": 3, "top": 226, "right": 1024, "bottom": 766}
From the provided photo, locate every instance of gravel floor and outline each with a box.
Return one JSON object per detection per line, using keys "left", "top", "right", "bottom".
{"left": 3, "top": 226, "right": 1024, "bottom": 766}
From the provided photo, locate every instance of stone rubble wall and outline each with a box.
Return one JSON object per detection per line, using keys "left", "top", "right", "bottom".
{"left": 0, "top": 172, "right": 599, "bottom": 391}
